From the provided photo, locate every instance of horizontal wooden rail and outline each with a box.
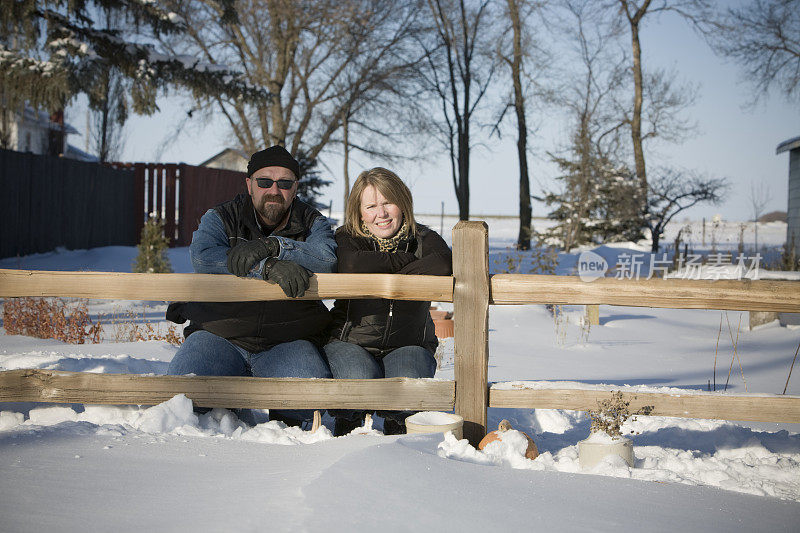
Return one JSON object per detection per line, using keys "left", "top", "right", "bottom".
{"left": 5, "top": 270, "right": 797, "bottom": 312}
{"left": 0, "top": 369, "right": 455, "bottom": 410}
{"left": 491, "top": 274, "right": 800, "bottom": 312}
{"left": 0, "top": 269, "right": 454, "bottom": 302}
{"left": 489, "top": 387, "right": 800, "bottom": 423}
{"left": 4, "top": 253, "right": 799, "bottom": 435}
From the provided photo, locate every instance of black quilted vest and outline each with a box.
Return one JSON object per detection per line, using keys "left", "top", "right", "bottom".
{"left": 166, "top": 194, "right": 332, "bottom": 352}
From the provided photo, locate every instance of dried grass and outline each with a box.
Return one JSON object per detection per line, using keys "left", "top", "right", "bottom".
{"left": 107, "top": 306, "right": 182, "bottom": 346}
{"left": 2, "top": 298, "right": 181, "bottom": 346}
{"left": 3, "top": 297, "right": 102, "bottom": 344}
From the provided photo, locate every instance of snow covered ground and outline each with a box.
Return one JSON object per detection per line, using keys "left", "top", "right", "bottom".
{"left": 1, "top": 218, "right": 799, "bottom": 531}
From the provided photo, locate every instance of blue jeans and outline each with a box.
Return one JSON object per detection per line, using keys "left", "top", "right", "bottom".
{"left": 322, "top": 340, "right": 436, "bottom": 423}
{"left": 168, "top": 330, "right": 332, "bottom": 421}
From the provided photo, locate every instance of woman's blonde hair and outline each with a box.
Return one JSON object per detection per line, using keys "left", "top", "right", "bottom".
{"left": 344, "top": 167, "right": 416, "bottom": 238}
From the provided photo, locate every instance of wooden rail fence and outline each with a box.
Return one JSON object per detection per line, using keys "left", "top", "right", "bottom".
{"left": 1, "top": 221, "right": 799, "bottom": 446}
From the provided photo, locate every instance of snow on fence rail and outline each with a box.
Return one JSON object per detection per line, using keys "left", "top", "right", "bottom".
{"left": 1, "top": 221, "right": 799, "bottom": 446}
{"left": 489, "top": 385, "right": 799, "bottom": 423}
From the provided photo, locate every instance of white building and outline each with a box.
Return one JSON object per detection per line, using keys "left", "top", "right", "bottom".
{"left": 777, "top": 136, "right": 800, "bottom": 253}
{"left": 0, "top": 106, "right": 97, "bottom": 162}
{"left": 199, "top": 148, "right": 248, "bottom": 172}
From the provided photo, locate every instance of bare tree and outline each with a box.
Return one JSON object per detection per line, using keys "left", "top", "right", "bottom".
{"left": 612, "top": 0, "right": 711, "bottom": 204}
{"left": 646, "top": 168, "right": 728, "bottom": 252}
{"left": 506, "top": 0, "right": 532, "bottom": 248}
{"left": 85, "top": 5, "right": 129, "bottom": 163}
{"left": 165, "top": 0, "right": 428, "bottom": 163}
{"left": 417, "top": 0, "right": 498, "bottom": 221}
{"left": 707, "top": 0, "right": 800, "bottom": 104}
{"left": 617, "top": 0, "right": 649, "bottom": 200}
{"left": 542, "top": 0, "right": 638, "bottom": 250}
{"left": 496, "top": 0, "right": 545, "bottom": 250}
{"left": 342, "top": 107, "right": 351, "bottom": 210}
{"left": 89, "top": 68, "right": 128, "bottom": 162}
{"left": 750, "top": 181, "right": 772, "bottom": 250}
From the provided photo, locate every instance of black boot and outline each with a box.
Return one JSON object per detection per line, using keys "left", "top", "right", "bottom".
{"left": 334, "top": 417, "right": 363, "bottom": 437}
{"left": 383, "top": 418, "right": 406, "bottom": 435}
{"left": 269, "top": 412, "right": 303, "bottom": 428}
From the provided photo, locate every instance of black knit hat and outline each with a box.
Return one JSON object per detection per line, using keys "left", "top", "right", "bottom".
{"left": 247, "top": 145, "right": 300, "bottom": 179}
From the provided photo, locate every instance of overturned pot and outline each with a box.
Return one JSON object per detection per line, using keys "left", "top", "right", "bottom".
{"left": 578, "top": 433, "right": 634, "bottom": 469}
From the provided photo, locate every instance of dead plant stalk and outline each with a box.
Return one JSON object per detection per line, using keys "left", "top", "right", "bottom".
{"left": 783, "top": 339, "right": 800, "bottom": 395}
{"left": 724, "top": 312, "right": 747, "bottom": 392}
{"left": 713, "top": 312, "right": 722, "bottom": 391}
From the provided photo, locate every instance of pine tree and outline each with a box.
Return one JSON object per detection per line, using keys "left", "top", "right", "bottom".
{"left": 295, "top": 152, "right": 331, "bottom": 211}
{"left": 132, "top": 215, "right": 172, "bottom": 274}
{"left": 593, "top": 163, "right": 645, "bottom": 244}
{"left": 544, "top": 150, "right": 644, "bottom": 250}
{"left": 0, "top": 1, "right": 267, "bottom": 123}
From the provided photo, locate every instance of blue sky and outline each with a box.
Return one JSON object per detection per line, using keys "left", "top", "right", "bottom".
{"left": 72, "top": 7, "right": 799, "bottom": 222}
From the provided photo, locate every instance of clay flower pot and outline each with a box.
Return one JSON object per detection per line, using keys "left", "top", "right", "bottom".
{"left": 429, "top": 309, "right": 450, "bottom": 320}
{"left": 478, "top": 420, "right": 539, "bottom": 460}
{"left": 433, "top": 318, "right": 454, "bottom": 338}
{"left": 430, "top": 308, "right": 454, "bottom": 339}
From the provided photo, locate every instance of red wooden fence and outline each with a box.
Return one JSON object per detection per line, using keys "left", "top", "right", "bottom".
{"left": 112, "top": 163, "right": 247, "bottom": 247}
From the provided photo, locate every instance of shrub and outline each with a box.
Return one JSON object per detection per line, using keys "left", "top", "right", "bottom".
{"left": 3, "top": 299, "right": 182, "bottom": 346}
{"left": 133, "top": 214, "right": 173, "bottom": 274}
{"left": 3, "top": 297, "right": 102, "bottom": 344}
{"left": 588, "top": 391, "right": 653, "bottom": 438}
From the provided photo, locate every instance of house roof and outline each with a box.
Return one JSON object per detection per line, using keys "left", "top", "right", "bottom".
{"left": 64, "top": 143, "right": 99, "bottom": 162}
{"left": 776, "top": 136, "right": 800, "bottom": 154}
{"left": 199, "top": 147, "right": 248, "bottom": 167}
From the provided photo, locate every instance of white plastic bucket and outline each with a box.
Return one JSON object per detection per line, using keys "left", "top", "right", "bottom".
{"left": 578, "top": 436, "right": 634, "bottom": 469}
{"left": 404, "top": 411, "right": 464, "bottom": 439}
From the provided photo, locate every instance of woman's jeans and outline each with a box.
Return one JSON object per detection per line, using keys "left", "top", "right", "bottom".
{"left": 322, "top": 339, "right": 437, "bottom": 423}
{"left": 168, "top": 330, "right": 332, "bottom": 421}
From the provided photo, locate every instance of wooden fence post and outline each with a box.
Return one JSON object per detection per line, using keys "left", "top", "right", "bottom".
{"left": 586, "top": 305, "right": 599, "bottom": 325}
{"left": 453, "top": 221, "right": 490, "bottom": 446}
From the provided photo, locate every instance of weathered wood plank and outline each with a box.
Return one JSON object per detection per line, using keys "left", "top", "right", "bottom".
{"left": 489, "top": 388, "right": 800, "bottom": 423}
{"left": 453, "top": 221, "right": 491, "bottom": 446}
{"left": 0, "top": 369, "right": 455, "bottom": 410}
{"left": 0, "top": 269, "right": 454, "bottom": 302}
{"left": 586, "top": 304, "right": 600, "bottom": 325}
{"left": 491, "top": 274, "right": 800, "bottom": 312}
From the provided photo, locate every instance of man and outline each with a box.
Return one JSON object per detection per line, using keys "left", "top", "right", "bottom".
{"left": 166, "top": 145, "right": 336, "bottom": 426}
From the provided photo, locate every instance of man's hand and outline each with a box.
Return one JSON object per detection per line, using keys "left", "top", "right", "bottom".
{"left": 226, "top": 237, "right": 279, "bottom": 277}
{"left": 263, "top": 258, "right": 312, "bottom": 298}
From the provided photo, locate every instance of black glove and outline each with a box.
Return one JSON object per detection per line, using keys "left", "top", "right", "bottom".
{"left": 226, "top": 237, "right": 279, "bottom": 277}
{"left": 263, "top": 258, "right": 312, "bottom": 298}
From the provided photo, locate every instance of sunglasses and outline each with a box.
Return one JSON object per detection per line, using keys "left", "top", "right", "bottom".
{"left": 254, "top": 177, "right": 296, "bottom": 190}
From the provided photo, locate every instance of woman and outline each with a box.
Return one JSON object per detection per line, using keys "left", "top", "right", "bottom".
{"left": 324, "top": 167, "right": 453, "bottom": 436}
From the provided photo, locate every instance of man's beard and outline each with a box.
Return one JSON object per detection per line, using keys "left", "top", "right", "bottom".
{"left": 254, "top": 194, "right": 289, "bottom": 227}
